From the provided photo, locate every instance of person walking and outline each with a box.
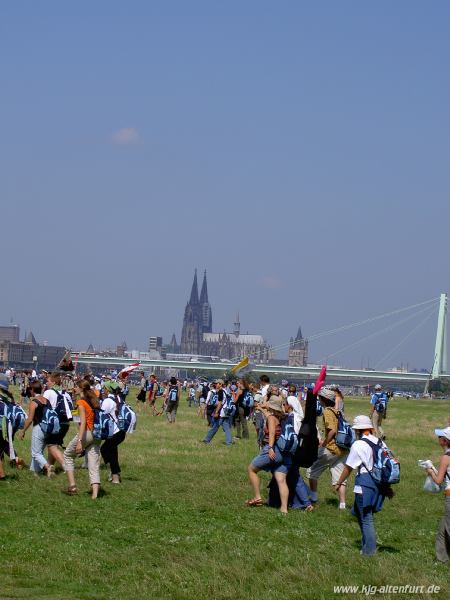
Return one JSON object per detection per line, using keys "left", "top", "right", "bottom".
{"left": 20, "top": 381, "right": 59, "bottom": 477}
{"left": 100, "top": 381, "right": 126, "bottom": 484}
{"left": 334, "top": 415, "right": 392, "bottom": 556}
{"left": 63, "top": 385, "right": 101, "bottom": 499}
{"left": 164, "top": 377, "right": 181, "bottom": 424}
{"left": 202, "top": 380, "right": 235, "bottom": 446}
{"left": 369, "top": 384, "right": 388, "bottom": 439}
{"left": 425, "top": 426, "right": 450, "bottom": 563}
{"left": 307, "top": 387, "right": 348, "bottom": 509}
{"left": 234, "top": 379, "right": 251, "bottom": 440}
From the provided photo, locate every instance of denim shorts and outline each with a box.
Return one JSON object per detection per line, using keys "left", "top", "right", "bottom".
{"left": 251, "top": 444, "right": 291, "bottom": 474}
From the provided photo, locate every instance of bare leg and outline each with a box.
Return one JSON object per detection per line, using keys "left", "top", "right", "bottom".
{"left": 339, "top": 485, "right": 346, "bottom": 506}
{"left": 275, "top": 471, "right": 289, "bottom": 514}
{"left": 247, "top": 465, "right": 262, "bottom": 500}
{"left": 48, "top": 445, "right": 66, "bottom": 469}
{"left": 91, "top": 483, "right": 100, "bottom": 499}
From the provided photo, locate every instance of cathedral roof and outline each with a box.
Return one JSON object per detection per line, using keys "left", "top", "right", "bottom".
{"left": 199, "top": 270, "right": 209, "bottom": 304}
{"left": 203, "top": 332, "right": 266, "bottom": 345}
{"left": 189, "top": 269, "right": 199, "bottom": 304}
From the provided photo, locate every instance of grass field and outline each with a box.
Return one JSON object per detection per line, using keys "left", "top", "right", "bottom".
{"left": 0, "top": 390, "right": 449, "bottom": 600}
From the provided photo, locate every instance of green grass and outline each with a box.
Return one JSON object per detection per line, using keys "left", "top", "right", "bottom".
{"left": 1, "top": 391, "right": 449, "bottom": 600}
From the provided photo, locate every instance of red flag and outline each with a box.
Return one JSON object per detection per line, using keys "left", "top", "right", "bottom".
{"left": 313, "top": 365, "right": 327, "bottom": 395}
{"left": 118, "top": 362, "right": 141, "bottom": 379}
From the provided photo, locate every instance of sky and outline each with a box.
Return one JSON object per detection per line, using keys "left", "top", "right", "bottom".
{"left": 1, "top": 1, "right": 449, "bottom": 371}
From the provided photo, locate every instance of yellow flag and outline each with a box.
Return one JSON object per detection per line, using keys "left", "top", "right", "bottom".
{"left": 231, "top": 356, "right": 249, "bottom": 375}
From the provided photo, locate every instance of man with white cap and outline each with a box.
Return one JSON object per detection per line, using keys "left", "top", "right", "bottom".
{"left": 307, "top": 386, "right": 348, "bottom": 510}
{"left": 425, "top": 426, "right": 450, "bottom": 562}
{"left": 334, "top": 415, "right": 391, "bottom": 556}
{"left": 369, "top": 384, "right": 388, "bottom": 439}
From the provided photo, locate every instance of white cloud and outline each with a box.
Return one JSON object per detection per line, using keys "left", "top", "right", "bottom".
{"left": 110, "top": 127, "right": 141, "bottom": 145}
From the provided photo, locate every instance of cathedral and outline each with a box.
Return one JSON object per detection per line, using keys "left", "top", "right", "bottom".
{"left": 180, "top": 270, "right": 272, "bottom": 362}
{"left": 288, "top": 326, "right": 309, "bottom": 367}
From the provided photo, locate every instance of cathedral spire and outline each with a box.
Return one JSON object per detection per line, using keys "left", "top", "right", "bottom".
{"left": 199, "top": 270, "right": 208, "bottom": 304}
{"left": 189, "top": 269, "right": 199, "bottom": 305}
{"left": 296, "top": 326, "right": 303, "bottom": 341}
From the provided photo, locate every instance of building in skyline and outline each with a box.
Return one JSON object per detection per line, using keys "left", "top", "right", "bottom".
{"left": 0, "top": 326, "right": 66, "bottom": 370}
{"left": 180, "top": 271, "right": 272, "bottom": 362}
{"left": 288, "top": 326, "right": 308, "bottom": 367}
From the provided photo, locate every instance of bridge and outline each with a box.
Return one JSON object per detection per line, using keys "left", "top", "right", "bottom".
{"left": 70, "top": 293, "right": 449, "bottom": 385}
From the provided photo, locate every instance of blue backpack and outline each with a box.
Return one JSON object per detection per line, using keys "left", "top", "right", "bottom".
{"left": 168, "top": 386, "right": 179, "bottom": 403}
{"left": 5, "top": 402, "right": 26, "bottom": 433}
{"left": 116, "top": 401, "right": 137, "bottom": 434}
{"left": 277, "top": 413, "right": 298, "bottom": 454}
{"left": 40, "top": 402, "right": 61, "bottom": 435}
{"left": 373, "top": 392, "right": 387, "bottom": 414}
{"left": 53, "top": 389, "right": 73, "bottom": 423}
{"left": 222, "top": 392, "right": 236, "bottom": 417}
{"left": 92, "top": 409, "right": 115, "bottom": 440}
{"left": 362, "top": 438, "right": 400, "bottom": 485}
{"left": 334, "top": 410, "right": 356, "bottom": 450}
{"left": 241, "top": 391, "right": 254, "bottom": 409}
{"left": 208, "top": 392, "right": 219, "bottom": 407}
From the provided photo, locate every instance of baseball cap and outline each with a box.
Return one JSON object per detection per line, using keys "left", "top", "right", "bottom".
{"left": 434, "top": 426, "right": 450, "bottom": 442}
{"left": 215, "top": 379, "right": 224, "bottom": 386}
{"left": 374, "top": 384, "right": 382, "bottom": 391}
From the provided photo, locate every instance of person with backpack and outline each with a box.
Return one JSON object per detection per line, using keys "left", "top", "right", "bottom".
{"left": 0, "top": 373, "right": 26, "bottom": 474}
{"left": 44, "top": 372, "right": 73, "bottom": 466}
{"left": 63, "top": 384, "right": 101, "bottom": 498}
{"left": 164, "top": 377, "right": 181, "bottom": 424}
{"left": 197, "top": 380, "right": 209, "bottom": 419}
{"left": 205, "top": 382, "right": 218, "bottom": 426}
{"left": 202, "top": 379, "right": 235, "bottom": 446}
{"left": 100, "top": 381, "right": 126, "bottom": 484}
{"left": 246, "top": 395, "right": 291, "bottom": 513}
{"left": 369, "top": 384, "right": 388, "bottom": 439}
{"left": 307, "top": 387, "right": 348, "bottom": 510}
{"left": 424, "top": 426, "right": 450, "bottom": 563}
{"left": 188, "top": 384, "right": 196, "bottom": 408}
{"left": 136, "top": 371, "right": 148, "bottom": 411}
{"left": 20, "top": 381, "right": 61, "bottom": 477}
{"left": 333, "top": 415, "right": 395, "bottom": 556}
{"left": 234, "top": 379, "right": 252, "bottom": 440}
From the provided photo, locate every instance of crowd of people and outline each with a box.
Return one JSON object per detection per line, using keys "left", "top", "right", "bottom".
{"left": 0, "top": 367, "right": 449, "bottom": 561}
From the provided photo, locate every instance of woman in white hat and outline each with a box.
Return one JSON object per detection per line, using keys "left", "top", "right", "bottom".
{"left": 425, "top": 426, "right": 450, "bottom": 563}
{"left": 334, "top": 415, "right": 392, "bottom": 556}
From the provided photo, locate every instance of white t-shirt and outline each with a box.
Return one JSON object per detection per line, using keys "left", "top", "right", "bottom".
{"left": 287, "top": 395, "right": 304, "bottom": 434}
{"left": 44, "top": 388, "right": 72, "bottom": 420}
{"left": 345, "top": 433, "right": 379, "bottom": 494}
{"left": 101, "top": 396, "right": 120, "bottom": 435}
{"left": 261, "top": 384, "right": 270, "bottom": 399}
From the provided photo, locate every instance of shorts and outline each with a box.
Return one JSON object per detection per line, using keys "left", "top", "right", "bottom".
{"left": 46, "top": 423, "right": 70, "bottom": 447}
{"left": 306, "top": 447, "right": 347, "bottom": 485}
{"left": 251, "top": 444, "right": 291, "bottom": 475}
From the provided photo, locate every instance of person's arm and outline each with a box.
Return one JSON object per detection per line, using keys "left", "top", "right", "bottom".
{"left": 20, "top": 401, "right": 37, "bottom": 438}
{"left": 334, "top": 465, "right": 353, "bottom": 490}
{"left": 213, "top": 390, "right": 223, "bottom": 417}
{"left": 76, "top": 404, "right": 86, "bottom": 455}
{"left": 267, "top": 415, "right": 277, "bottom": 460}
{"left": 427, "top": 455, "right": 450, "bottom": 486}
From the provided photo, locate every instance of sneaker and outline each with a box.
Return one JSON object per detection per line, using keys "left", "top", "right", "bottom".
{"left": 108, "top": 471, "right": 113, "bottom": 482}
{"left": 47, "top": 465, "right": 56, "bottom": 479}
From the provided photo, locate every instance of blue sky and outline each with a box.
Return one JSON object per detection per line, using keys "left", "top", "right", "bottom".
{"left": 1, "top": 1, "right": 449, "bottom": 370}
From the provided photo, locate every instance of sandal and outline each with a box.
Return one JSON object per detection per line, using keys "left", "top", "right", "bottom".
{"left": 245, "top": 498, "right": 264, "bottom": 507}
{"left": 63, "top": 485, "right": 78, "bottom": 496}
{"left": 305, "top": 505, "right": 314, "bottom": 513}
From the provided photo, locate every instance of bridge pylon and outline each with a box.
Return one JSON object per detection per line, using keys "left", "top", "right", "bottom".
{"left": 431, "top": 293, "right": 448, "bottom": 379}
